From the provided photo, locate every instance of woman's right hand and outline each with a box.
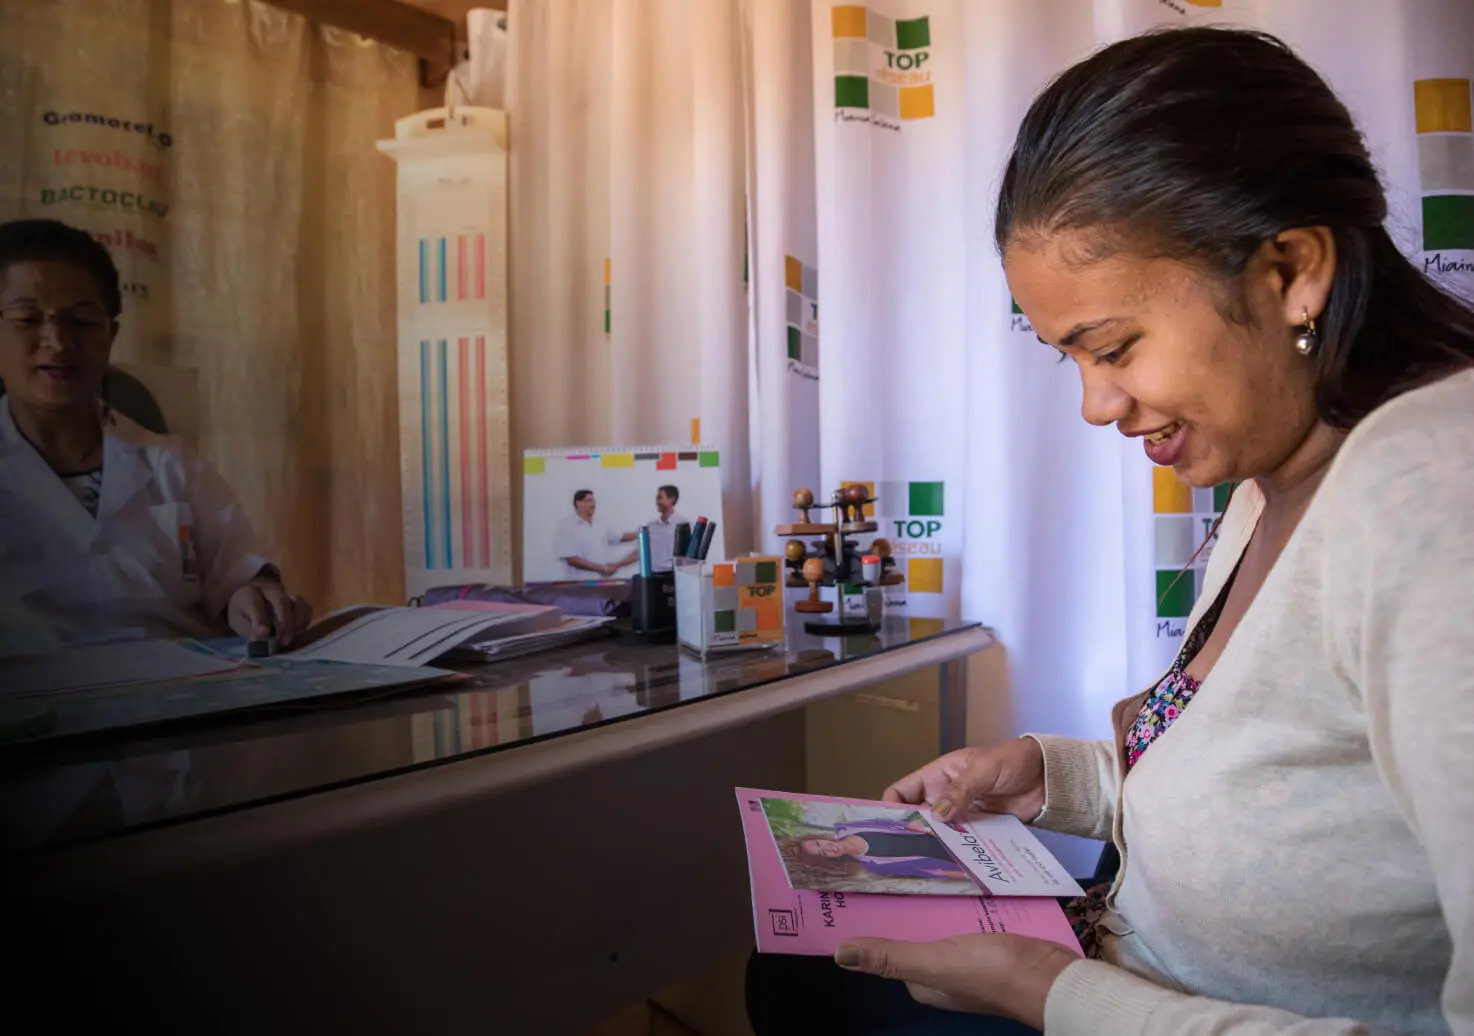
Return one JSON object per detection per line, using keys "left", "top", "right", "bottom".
{"left": 882, "top": 738, "right": 1046, "bottom": 824}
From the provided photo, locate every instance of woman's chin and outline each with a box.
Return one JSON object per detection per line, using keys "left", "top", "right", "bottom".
{"left": 1169, "top": 452, "right": 1230, "bottom": 489}
{"left": 23, "top": 381, "right": 98, "bottom": 410}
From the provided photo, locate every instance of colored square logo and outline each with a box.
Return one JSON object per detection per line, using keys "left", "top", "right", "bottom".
{"left": 1424, "top": 194, "right": 1474, "bottom": 251}
{"left": 836, "top": 75, "right": 869, "bottom": 109}
{"left": 1156, "top": 569, "right": 1195, "bottom": 619}
{"left": 1415, "top": 78, "right": 1473, "bottom": 135}
{"left": 895, "top": 16, "right": 930, "bottom": 50}
{"left": 784, "top": 255, "right": 804, "bottom": 292}
{"left": 523, "top": 456, "right": 546, "bottom": 475}
{"left": 909, "top": 557, "right": 943, "bottom": 594}
{"left": 866, "top": 10, "right": 894, "bottom": 46}
{"left": 1152, "top": 468, "right": 1192, "bottom": 514}
{"left": 832, "top": 5, "right": 867, "bottom": 38}
{"left": 870, "top": 81, "right": 901, "bottom": 120}
{"left": 899, "top": 85, "right": 934, "bottom": 120}
{"left": 1154, "top": 516, "right": 1196, "bottom": 568}
{"left": 784, "top": 255, "right": 820, "bottom": 373}
{"left": 755, "top": 560, "right": 779, "bottom": 584}
{"left": 909, "top": 481, "right": 944, "bottom": 517}
{"left": 1418, "top": 134, "right": 1474, "bottom": 194}
{"left": 834, "top": 38, "right": 870, "bottom": 76}
{"left": 831, "top": 5, "right": 934, "bottom": 123}
{"left": 1213, "top": 482, "right": 1236, "bottom": 512}
{"left": 713, "top": 609, "right": 736, "bottom": 633}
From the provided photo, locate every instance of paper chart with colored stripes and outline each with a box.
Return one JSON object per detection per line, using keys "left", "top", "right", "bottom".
{"left": 399, "top": 228, "right": 512, "bottom": 597}
{"left": 379, "top": 107, "right": 513, "bottom": 599}
{"left": 404, "top": 334, "right": 512, "bottom": 579}
{"left": 417, "top": 232, "right": 489, "bottom": 305}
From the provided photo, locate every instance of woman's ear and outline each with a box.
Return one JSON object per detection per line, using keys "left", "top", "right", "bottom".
{"left": 1265, "top": 226, "right": 1336, "bottom": 325}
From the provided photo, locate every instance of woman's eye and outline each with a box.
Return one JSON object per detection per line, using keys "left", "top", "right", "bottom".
{"left": 1097, "top": 336, "right": 1139, "bottom": 366}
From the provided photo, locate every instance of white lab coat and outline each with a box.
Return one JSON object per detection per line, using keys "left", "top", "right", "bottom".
{"left": 0, "top": 398, "right": 273, "bottom": 654}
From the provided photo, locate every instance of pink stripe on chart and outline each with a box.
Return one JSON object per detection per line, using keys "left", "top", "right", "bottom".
{"left": 457, "top": 236, "right": 467, "bottom": 301}
{"left": 474, "top": 234, "right": 485, "bottom": 299}
{"left": 458, "top": 337, "right": 472, "bottom": 567}
{"left": 476, "top": 335, "right": 489, "bottom": 568}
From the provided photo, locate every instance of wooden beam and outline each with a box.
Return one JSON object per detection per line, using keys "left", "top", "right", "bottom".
{"left": 262, "top": 0, "right": 458, "bottom": 86}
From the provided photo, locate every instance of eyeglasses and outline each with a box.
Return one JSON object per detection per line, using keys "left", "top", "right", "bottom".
{"left": 0, "top": 306, "right": 112, "bottom": 336}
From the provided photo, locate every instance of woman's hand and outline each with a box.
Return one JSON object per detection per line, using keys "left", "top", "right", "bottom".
{"left": 227, "top": 575, "right": 313, "bottom": 646}
{"left": 883, "top": 738, "right": 1046, "bottom": 823}
{"left": 835, "top": 932, "right": 1077, "bottom": 1029}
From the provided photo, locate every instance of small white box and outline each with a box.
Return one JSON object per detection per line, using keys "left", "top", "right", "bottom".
{"left": 675, "top": 557, "right": 787, "bottom": 656}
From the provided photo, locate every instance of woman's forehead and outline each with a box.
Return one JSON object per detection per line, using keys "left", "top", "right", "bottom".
{"left": 0, "top": 260, "right": 105, "bottom": 304}
{"left": 1005, "top": 242, "right": 1199, "bottom": 341}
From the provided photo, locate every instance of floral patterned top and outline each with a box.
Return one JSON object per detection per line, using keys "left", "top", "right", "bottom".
{"left": 1123, "top": 576, "right": 1233, "bottom": 767}
{"left": 1064, "top": 569, "right": 1237, "bottom": 958}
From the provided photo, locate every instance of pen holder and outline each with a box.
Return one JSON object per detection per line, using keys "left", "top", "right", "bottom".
{"left": 631, "top": 571, "right": 677, "bottom": 637}
{"left": 674, "top": 556, "right": 787, "bottom": 656}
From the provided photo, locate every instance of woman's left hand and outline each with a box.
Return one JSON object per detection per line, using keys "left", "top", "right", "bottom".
{"left": 227, "top": 576, "right": 313, "bottom": 646}
{"left": 835, "top": 932, "right": 1077, "bottom": 1029}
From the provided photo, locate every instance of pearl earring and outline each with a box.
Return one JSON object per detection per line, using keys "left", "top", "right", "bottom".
{"left": 1294, "top": 309, "right": 1320, "bottom": 357}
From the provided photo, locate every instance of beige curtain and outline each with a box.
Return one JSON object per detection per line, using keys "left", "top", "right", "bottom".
{"left": 0, "top": 0, "right": 420, "bottom": 613}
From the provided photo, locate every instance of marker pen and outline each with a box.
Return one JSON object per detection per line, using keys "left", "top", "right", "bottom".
{"left": 696, "top": 520, "right": 717, "bottom": 560}
{"left": 686, "top": 516, "right": 709, "bottom": 558}
{"left": 637, "top": 526, "right": 652, "bottom": 577}
{"left": 674, "top": 522, "right": 692, "bottom": 559}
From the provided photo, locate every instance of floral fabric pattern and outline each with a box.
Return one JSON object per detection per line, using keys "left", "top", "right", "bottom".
{"left": 1124, "top": 668, "right": 1202, "bottom": 769}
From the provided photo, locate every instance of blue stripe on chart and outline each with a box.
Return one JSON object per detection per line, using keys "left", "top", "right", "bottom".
{"left": 418, "top": 239, "right": 429, "bottom": 304}
{"left": 437, "top": 338, "right": 452, "bottom": 569}
{"left": 420, "top": 340, "right": 435, "bottom": 568}
{"left": 436, "top": 237, "right": 447, "bottom": 302}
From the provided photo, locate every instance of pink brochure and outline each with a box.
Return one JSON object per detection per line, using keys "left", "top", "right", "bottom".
{"left": 737, "top": 788, "right": 1083, "bottom": 957}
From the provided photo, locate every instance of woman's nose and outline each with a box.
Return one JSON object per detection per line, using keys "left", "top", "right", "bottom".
{"left": 1079, "top": 366, "right": 1132, "bottom": 428}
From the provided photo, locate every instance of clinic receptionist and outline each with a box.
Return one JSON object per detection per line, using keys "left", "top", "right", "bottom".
{"left": 0, "top": 219, "right": 311, "bottom": 653}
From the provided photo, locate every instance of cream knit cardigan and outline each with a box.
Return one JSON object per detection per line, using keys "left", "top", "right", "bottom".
{"left": 1031, "top": 368, "right": 1474, "bottom": 1035}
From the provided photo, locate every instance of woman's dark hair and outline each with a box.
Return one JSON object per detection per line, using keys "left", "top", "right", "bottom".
{"left": 0, "top": 219, "right": 122, "bottom": 318}
{"left": 777, "top": 836, "right": 864, "bottom": 880}
{"left": 995, "top": 27, "right": 1474, "bottom": 429}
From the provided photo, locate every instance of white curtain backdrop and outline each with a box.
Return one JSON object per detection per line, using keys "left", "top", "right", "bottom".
{"left": 499, "top": 0, "right": 1471, "bottom": 867}
{"left": 743, "top": 0, "right": 1472, "bottom": 870}
{"left": 505, "top": 0, "right": 754, "bottom": 563}
{"left": 741, "top": 0, "right": 823, "bottom": 553}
